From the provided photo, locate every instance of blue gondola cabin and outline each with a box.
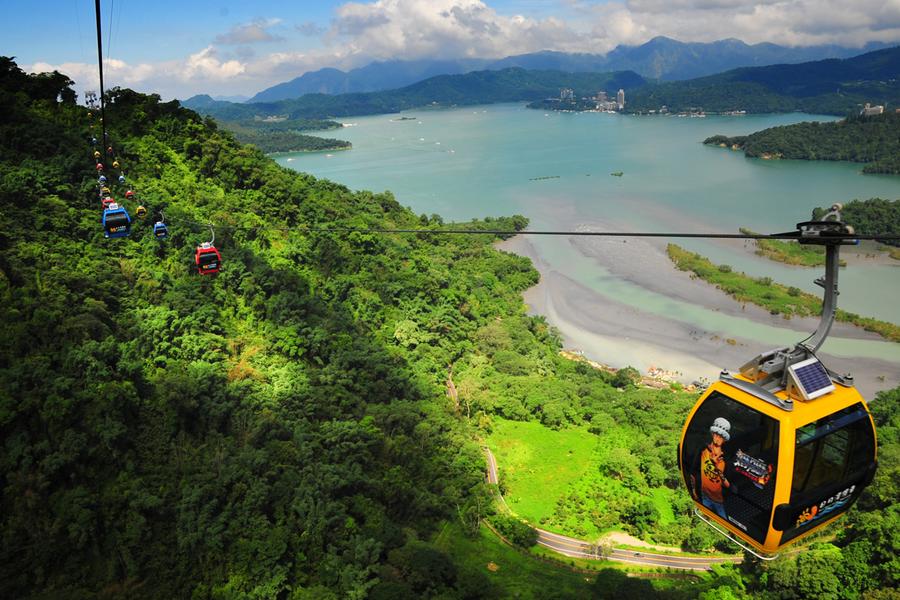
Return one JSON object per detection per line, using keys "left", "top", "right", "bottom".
{"left": 102, "top": 203, "right": 131, "bottom": 238}
{"left": 153, "top": 221, "right": 169, "bottom": 239}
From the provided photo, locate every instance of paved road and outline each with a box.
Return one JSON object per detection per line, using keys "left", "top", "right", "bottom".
{"left": 483, "top": 447, "right": 742, "bottom": 571}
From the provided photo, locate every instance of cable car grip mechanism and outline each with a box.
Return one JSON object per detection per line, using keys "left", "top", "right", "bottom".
{"left": 728, "top": 205, "right": 858, "bottom": 407}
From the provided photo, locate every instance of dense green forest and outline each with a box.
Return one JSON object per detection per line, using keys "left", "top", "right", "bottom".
{"left": 3, "top": 57, "right": 900, "bottom": 599}
{"left": 704, "top": 113, "right": 900, "bottom": 174}
{"left": 811, "top": 198, "right": 900, "bottom": 247}
{"left": 183, "top": 68, "right": 645, "bottom": 121}
{"left": 625, "top": 46, "right": 900, "bottom": 115}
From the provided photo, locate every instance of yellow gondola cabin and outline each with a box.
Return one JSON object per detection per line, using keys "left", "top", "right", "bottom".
{"left": 679, "top": 370, "right": 877, "bottom": 556}
{"left": 678, "top": 208, "right": 878, "bottom": 557}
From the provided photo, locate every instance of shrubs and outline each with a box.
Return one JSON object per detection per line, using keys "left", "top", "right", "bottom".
{"left": 489, "top": 515, "right": 538, "bottom": 548}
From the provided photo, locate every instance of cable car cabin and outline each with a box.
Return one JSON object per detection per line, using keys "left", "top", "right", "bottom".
{"left": 153, "top": 221, "right": 169, "bottom": 239}
{"left": 679, "top": 211, "right": 878, "bottom": 557}
{"left": 102, "top": 204, "right": 131, "bottom": 238}
{"left": 101, "top": 196, "right": 116, "bottom": 210}
{"left": 679, "top": 365, "right": 877, "bottom": 557}
{"left": 195, "top": 242, "right": 221, "bottom": 275}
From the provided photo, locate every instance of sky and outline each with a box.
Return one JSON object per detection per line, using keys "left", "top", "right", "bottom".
{"left": 4, "top": 0, "right": 900, "bottom": 100}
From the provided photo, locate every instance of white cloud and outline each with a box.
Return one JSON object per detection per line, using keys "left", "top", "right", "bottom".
{"left": 25, "top": 49, "right": 247, "bottom": 100}
{"left": 214, "top": 18, "right": 284, "bottom": 45}
{"left": 184, "top": 46, "right": 246, "bottom": 79}
{"left": 603, "top": 0, "right": 900, "bottom": 47}
{"left": 327, "top": 0, "right": 586, "bottom": 59}
{"left": 23, "top": 0, "right": 900, "bottom": 99}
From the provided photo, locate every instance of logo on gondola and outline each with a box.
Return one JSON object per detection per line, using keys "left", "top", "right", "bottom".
{"left": 796, "top": 484, "right": 856, "bottom": 527}
{"left": 733, "top": 450, "right": 773, "bottom": 488}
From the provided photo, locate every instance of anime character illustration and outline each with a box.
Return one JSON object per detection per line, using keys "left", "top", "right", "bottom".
{"left": 691, "top": 417, "right": 732, "bottom": 519}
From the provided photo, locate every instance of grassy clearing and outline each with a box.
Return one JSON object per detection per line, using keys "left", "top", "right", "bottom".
{"left": 487, "top": 419, "right": 598, "bottom": 526}
{"left": 486, "top": 416, "right": 693, "bottom": 545}
{"left": 433, "top": 521, "right": 596, "bottom": 599}
{"left": 739, "top": 228, "right": 841, "bottom": 267}
{"left": 651, "top": 488, "right": 676, "bottom": 526}
{"left": 667, "top": 243, "right": 900, "bottom": 342}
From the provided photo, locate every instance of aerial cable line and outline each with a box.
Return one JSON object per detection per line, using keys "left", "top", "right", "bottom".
{"left": 155, "top": 216, "right": 900, "bottom": 242}
{"left": 106, "top": 0, "right": 115, "bottom": 63}
{"left": 93, "top": 0, "right": 108, "bottom": 155}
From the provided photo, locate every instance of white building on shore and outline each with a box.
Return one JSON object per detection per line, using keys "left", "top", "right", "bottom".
{"left": 861, "top": 103, "right": 884, "bottom": 116}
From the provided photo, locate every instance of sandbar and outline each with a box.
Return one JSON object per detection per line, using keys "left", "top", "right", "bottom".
{"left": 499, "top": 233, "right": 899, "bottom": 399}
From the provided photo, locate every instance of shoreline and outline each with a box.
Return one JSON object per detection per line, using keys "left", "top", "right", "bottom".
{"left": 498, "top": 233, "right": 899, "bottom": 399}
{"left": 269, "top": 144, "right": 352, "bottom": 157}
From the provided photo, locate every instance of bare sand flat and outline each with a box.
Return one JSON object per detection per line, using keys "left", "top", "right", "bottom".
{"left": 499, "top": 234, "right": 900, "bottom": 399}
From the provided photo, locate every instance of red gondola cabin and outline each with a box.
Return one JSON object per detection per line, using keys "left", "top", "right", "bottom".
{"left": 195, "top": 242, "right": 221, "bottom": 275}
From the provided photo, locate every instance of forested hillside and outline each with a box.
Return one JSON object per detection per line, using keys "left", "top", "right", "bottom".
{"left": 3, "top": 57, "right": 900, "bottom": 599}
{"left": 0, "top": 57, "right": 534, "bottom": 598}
{"left": 704, "top": 112, "right": 900, "bottom": 174}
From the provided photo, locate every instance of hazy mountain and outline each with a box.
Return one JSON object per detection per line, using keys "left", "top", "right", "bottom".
{"left": 602, "top": 36, "right": 889, "bottom": 80}
{"left": 186, "top": 68, "right": 645, "bottom": 121}
{"left": 212, "top": 94, "right": 250, "bottom": 103}
{"left": 249, "top": 58, "right": 486, "bottom": 102}
{"left": 626, "top": 45, "right": 900, "bottom": 114}
{"left": 246, "top": 37, "right": 888, "bottom": 103}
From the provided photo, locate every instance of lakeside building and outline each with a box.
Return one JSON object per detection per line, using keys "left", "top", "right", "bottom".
{"left": 617, "top": 89, "right": 625, "bottom": 111}
{"left": 560, "top": 88, "right": 574, "bottom": 101}
{"left": 861, "top": 103, "right": 884, "bottom": 116}
{"left": 595, "top": 99, "right": 619, "bottom": 111}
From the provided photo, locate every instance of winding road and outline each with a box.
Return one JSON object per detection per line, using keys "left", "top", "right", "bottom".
{"left": 484, "top": 447, "right": 742, "bottom": 571}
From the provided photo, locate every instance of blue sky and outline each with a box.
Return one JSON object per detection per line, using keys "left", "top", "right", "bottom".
{"left": 5, "top": 0, "right": 898, "bottom": 100}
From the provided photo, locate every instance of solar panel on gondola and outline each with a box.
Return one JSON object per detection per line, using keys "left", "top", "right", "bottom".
{"left": 789, "top": 358, "right": 835, "bottom": 400}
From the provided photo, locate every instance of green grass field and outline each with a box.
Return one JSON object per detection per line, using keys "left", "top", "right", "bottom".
{"left": 486, "top": 418, "right": 689, "bottom": 544}
{"left": 487, "top": 419, "right": 598, "bottom": 527}
{"left": 651, "top": 488, "right": 676, "bottom": 526}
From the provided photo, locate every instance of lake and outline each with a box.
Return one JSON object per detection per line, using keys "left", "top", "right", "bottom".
{"left": 275, "top": 103, "right": 900, "bottom": 394}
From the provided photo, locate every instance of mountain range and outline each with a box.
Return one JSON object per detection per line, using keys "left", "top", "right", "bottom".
{"left": 186, "top": 69, "right": 645, "bottom": 122}
{"left": 247, "top": 37, "right": 888, "bottom": 103}
{"left": 625, "top": 45, "right": 900, "bottom": 114}
{"left": 183, "top": 45, "right": 900, "bottom": 123}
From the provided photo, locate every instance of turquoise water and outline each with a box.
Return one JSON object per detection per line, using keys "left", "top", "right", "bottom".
{"left": 276, "top": 103, "right": 900, "bottom": 363}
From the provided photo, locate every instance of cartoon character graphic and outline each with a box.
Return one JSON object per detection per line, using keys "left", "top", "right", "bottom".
{"left": 691, "top": 417, "right": 732, "bottom": 519}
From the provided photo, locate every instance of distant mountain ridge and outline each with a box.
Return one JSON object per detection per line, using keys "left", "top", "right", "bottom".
{"left": 625, "top": 45, "right": 900, "bottom": 115}
{"left": 185, "top": 68, "right": 645, "bottom": 121}
{"left": 246, "top": 37, "right": 888, "bottom": 103}
{"left": 250, "top": 59, "right": 485, "bottom": 103}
